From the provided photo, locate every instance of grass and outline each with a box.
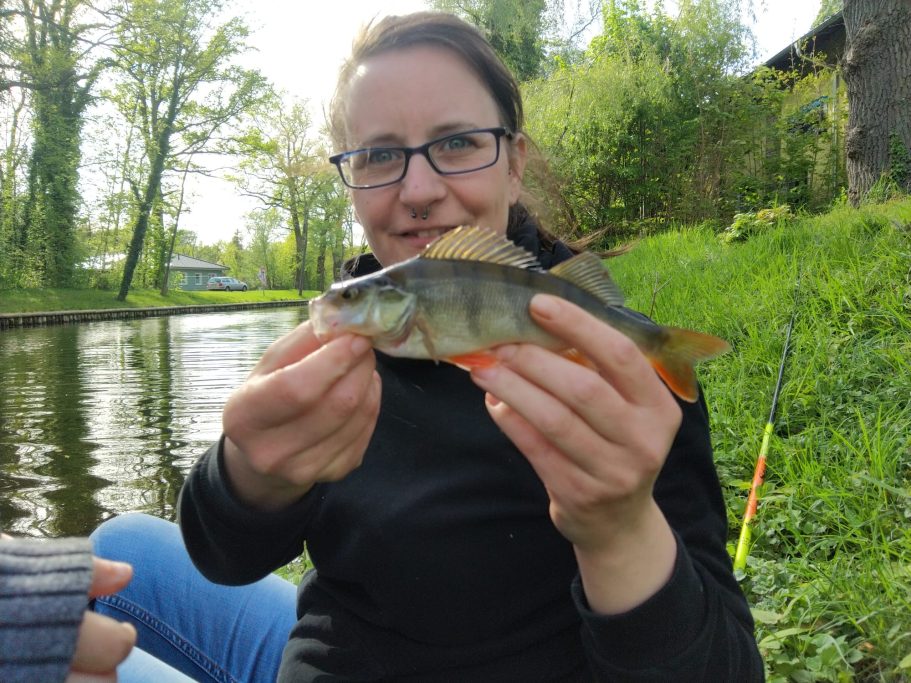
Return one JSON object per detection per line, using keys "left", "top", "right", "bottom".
{"left": 607, "top": 197, "right": 911, "bottom": 681}
{"left": 0, "top": 287, "right": 319, "bottom": 313}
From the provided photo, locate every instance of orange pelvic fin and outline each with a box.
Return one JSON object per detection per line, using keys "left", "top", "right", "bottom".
{"left": 447, "top": 347, "right": 598, "bottom": 373}
{"left": 647, "top": 327, "right": 731, "bottom": 403}
{"left": 560, "top": 348, "right": 598, "bottom": 370}
{"left": 444, "top": 351, "right": 499, "bottom": 371}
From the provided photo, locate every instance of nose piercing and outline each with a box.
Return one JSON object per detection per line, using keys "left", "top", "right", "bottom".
{"left": 410, "top": 208, "right": 417, "bottom": 219}
{"left": 421, "top": 206, "right": 429, "bottom": 220}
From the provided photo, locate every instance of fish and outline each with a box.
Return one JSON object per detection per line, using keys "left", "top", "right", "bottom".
{"left": 308, "top": 226, "right": 730, "bottom": 402}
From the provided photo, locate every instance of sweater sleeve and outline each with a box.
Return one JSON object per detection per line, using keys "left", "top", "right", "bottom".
{"left": 0, "top": 537, "right": 94, "bottom": 683}
{"left": 177, "top": 436, "right": 320, "bottom": 585}
{"left": 574, "top": 393, "right": 765, "bottom": 681}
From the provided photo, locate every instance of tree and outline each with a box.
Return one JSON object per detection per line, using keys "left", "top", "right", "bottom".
{"left": 107, "top": 0, "right": 265, "bottom": 301}
{"left": 12, "top": 0, "right": 102, "bottom": 287}
{"left": 229, "top": 97, "right": 340, "bottom": 294}
{"left": 432, "top": 0, "right": 550, "bottom": 80}
{"left": 842, "top": 0, "right": 911, "bottom": 205}
{"left": 813, "top": 0, "right": 843, "bottom": 28}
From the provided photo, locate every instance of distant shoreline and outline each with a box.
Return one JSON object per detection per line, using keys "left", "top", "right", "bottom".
{"left": 0, "top": 300, "right": 309, "bottom": 330}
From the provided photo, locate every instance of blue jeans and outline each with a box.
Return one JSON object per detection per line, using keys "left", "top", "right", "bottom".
{"left": 90, "top": 513, "right": 297, "bottom": 683}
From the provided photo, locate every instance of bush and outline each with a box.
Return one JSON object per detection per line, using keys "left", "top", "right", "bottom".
{"left": 719, "top": 205, "right": 793, "bottom": 244}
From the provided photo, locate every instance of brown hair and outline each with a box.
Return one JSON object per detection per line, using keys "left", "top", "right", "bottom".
{"left": 328, "top": 11, "right": 587, "bottom": 253}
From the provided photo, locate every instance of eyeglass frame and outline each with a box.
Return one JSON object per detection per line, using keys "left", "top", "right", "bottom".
{"left": 328, "top": 127, "right": 514, "bottom": 190}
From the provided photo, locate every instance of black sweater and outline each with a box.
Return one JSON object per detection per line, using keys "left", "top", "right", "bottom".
{"left": 178, "top": 225, "right": 763, "bottom": 682}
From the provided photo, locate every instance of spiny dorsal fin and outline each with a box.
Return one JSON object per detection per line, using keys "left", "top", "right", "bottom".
{"left": 549, "top": 252, "right": 625, "bottom": 307}
{"left": 422, "top": 226, "right": 542, "bottom": 270}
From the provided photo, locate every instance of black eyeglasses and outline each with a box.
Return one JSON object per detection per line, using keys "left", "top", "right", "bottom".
{"left": 329, "top": 127, "right": 513, "bottom": 189}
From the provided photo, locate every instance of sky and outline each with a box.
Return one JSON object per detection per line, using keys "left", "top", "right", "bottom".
{"left": 183, "top": 0, "right": 821, "bottom": 246}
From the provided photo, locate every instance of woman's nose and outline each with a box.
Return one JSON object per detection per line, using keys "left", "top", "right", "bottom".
{"left": 398, "top": 153, "right": 446, "bottom": 207}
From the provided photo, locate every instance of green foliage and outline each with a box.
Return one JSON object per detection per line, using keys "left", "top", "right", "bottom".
{"left": 524, "top": 0, "right": 847, "bottom": 237}
{"left": 719, "top": 205, "right": 793, "bottom": 243}
{"left": 889, "top": 133, "right": 911, "bottom": 191}
{"left": 608, "top": 197, "right": 911, "bottom": 681}
{"left": 432, "top": 0, "right": 550, "bottom": 80}
{"left": 813, "top": 0, "right": 843, "bottom": 29}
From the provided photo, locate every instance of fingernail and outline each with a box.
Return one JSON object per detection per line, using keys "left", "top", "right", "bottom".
{"left": 485, "top": 393, "right": 501, "bottom": 408}
{"left": 471, "top": 366, "right": 498, "bottom": 382}
{"left": 494, "top": 345, "right": 517, "bottom": 362}
{"left": 350, "top": 336, "right": 371, "bottom": 355}
{"left": 530, "top": 294, "right": 559, "bottom": 320}
{"left": 112, "top": 561, "right": 132, "bottom": 579}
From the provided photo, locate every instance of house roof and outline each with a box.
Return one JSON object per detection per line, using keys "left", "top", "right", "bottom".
{"left": 763, "top": 11, "right": 845, "bottom": 74}
{"left": 168, "top": 253, "right": 227, "bottom": 270}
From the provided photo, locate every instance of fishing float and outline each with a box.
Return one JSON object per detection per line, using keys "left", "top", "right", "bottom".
{"left": 733, "top": 271, "right": 800, "bottom": 575}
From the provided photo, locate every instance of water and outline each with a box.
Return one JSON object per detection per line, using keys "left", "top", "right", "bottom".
{"left": 0, "top": 307, "right": 307, "bottom": 537}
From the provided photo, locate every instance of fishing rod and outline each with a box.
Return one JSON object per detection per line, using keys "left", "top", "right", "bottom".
{"left": 732, "top": 269, "right": 800, "bottom": 575}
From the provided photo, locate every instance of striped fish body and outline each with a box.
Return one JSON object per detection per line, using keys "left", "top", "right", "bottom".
{"left": 377, "top": 257, "right": 665, "bottom": 360}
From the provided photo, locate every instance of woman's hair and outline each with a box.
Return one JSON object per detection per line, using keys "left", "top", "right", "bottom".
{"left": 328, "top": 11, "right": 590, "bottom": 253}
{"left": 328, "top": 12, "right": 522, "bottom": 151}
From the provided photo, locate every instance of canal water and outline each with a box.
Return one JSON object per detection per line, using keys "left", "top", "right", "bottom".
{"left": 0, "top": 307, "right": 307, "bottom": 537}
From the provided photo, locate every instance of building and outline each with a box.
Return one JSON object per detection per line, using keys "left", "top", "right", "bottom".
{"left": 764, "top": 12, "right": 845, "bottom": 76}
{"left": 167, "top": 254, "right": 227, "bottom": 291}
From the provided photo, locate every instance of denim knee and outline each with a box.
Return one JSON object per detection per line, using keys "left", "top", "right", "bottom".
{"left": 90, "top": 512, "right": 179, "bottom": 564}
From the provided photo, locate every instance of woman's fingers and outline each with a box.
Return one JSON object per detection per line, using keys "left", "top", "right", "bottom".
{"left": 248, "top": 320, "right": 324, "bottom": 376}
{"left": 70, "top": 611, "right": 135, "bottom": 675}
{"left": 87, "top": 557, "right": 133, "bottom": 598}
{"left": 228, "top": 334, "right": 374, "bottom": 430}
{"left": 529, "top": 294, "right": 670, "bottom": 406}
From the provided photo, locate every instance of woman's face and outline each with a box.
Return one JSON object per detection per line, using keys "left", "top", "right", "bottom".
{"left": 342, "top": 45, "right": 526, "bottom": 266}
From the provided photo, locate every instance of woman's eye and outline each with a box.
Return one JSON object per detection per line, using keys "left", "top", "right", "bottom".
{"left": 443, "top": 135, "right": 471, "bottom": 151}
{"left": 366, "top": 149, "right": 398, "bottom": 166}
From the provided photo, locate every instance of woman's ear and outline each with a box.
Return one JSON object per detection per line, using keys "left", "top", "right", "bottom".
{"left": 507, "top": 133, "right": 527, "bottom": 203}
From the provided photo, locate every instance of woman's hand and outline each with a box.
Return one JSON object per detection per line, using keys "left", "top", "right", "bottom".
{"left": 470, "top": 294, "right": 681, "bottom": 614}
{"left": 221, "top": 322, "right": 381, "bottom": 511}
{"left": 67, "top": 558, "right": 136, "bottom": 683}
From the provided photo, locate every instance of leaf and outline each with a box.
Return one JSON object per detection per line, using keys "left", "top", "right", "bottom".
{"left": 899, "top": 652, "right": 911, "bottom": 669}
{"left": 750, "top": 608, "right": 783, "bottom": 624}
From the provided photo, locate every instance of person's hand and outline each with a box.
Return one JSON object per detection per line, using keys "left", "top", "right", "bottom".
{"left": 221, "top": 321, "right": 381, "bottom": 511}
{"left": 469, "top": 294, "right": 681, "bottom": 613}
{"left": 66, "top": 558, "right": 136, "bottom": 683}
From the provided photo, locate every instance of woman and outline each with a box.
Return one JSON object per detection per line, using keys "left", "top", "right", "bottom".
{"left": 93, "top": 12, "right": 763, "bottom": 681}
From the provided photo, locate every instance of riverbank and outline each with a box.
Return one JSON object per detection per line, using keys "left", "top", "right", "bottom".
{"left": 0, "top": 287, "right": 318, "bottom": 329}
{"left": 0, "top": 299, "right": 309, "bottom": 330}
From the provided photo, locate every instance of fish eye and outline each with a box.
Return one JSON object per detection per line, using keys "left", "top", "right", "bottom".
{"left": 341, "top": 287, "right": 359, "bottom": 300}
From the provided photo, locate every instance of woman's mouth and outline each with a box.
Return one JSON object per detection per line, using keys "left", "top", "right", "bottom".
{"left": 399, "top": 227, "right": 452, "bottom": 240}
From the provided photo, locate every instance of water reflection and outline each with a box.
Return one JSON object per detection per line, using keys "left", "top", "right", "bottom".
{"left": 0, "top": 307, "right": 307, "bottom": 537}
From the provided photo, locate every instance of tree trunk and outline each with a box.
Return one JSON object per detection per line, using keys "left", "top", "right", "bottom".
{"left": 117, "top": 142, "right": 169, "bottom": 301}
{"left": 842, "top": 0, "right": 911, "bottom": 205}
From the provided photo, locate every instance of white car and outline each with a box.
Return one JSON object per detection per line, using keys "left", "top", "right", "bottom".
{"left": 206, "top": 276, "right": 248, "bottom": 292}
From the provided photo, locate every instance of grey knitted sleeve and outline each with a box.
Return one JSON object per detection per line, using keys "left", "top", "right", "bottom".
{"left": 0, "top": 537, "right": 94, "bottom": 683}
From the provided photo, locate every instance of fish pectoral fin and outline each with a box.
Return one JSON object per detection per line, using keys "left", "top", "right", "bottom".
{"left": 443, "top": 351, "right": 499, "bottom": 371}
{"left": 414, "top": 314, "right": 441, "bottom": 361}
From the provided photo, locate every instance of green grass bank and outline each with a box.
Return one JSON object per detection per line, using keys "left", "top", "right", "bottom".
{"left": 608, "top": 198, "right": 911, "bottom": 682}
{"left": 0, "top": 287, "right": 318, "bottom": 314}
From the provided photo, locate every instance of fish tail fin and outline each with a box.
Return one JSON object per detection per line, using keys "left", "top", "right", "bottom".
{"left": 646, "top": 328, "right": 730, "bottom": 403}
